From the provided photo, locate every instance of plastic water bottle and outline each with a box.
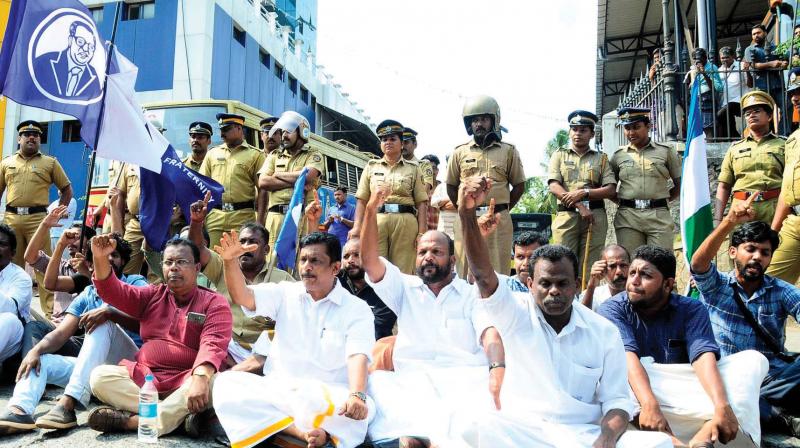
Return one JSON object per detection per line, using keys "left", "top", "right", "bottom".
{"left": 138, "top": 374, "right": 158, "bottom": 443}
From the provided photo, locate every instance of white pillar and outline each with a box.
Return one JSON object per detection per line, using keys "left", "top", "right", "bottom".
{"left": 696, "top": 0, "right": 708, "bottom": 50}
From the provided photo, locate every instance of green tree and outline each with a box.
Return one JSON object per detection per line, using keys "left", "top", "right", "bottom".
{"left": 512, "top": 128, "right": 568, "bottom": 214}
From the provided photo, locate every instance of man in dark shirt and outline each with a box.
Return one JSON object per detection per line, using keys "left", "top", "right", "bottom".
{"left": 338, "top": 238, "right": 396, "bottom": 339}
{"left": 744, "top": 24, "right": 789, "bottom": 133}
{"left": 598, "top": 246, "right": 765, "bottom": 447}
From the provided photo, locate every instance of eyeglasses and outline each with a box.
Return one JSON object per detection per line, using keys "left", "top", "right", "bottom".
{"left": 162, "top": 259, "right": 193, "bottom": 268}
{"left": 73, "top": 37, "right": 95, "bottom": 51}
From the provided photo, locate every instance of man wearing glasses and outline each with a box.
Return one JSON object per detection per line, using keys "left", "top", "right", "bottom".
{"left": 33, "top": 20, "right": 101, "bottom": 99}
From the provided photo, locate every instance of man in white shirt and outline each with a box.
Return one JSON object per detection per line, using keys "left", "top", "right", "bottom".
{"left": 360, "top": 185, "right": 503, "bottom": 447}
{"left": 0, "top": 224, "right": 33, "bottom": 364}
{"left": 718, "top": 46, "right": 746, "bottom": 138}
{"left": 580, "top": 244, "right": 629, "bottom": 311}
{"left": 458, "top": 176, "right": 671, "bottom": 447}
{"left": 212, "top": 231, "right": 375, "bottom": 448}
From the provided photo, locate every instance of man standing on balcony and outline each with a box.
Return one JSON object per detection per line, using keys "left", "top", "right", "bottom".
{"left": 744, "top": 24, "right": 788, "bottom": 134}
{"left": 610, "top": 108, "right": 681, "bottom": 256}
{"left": 718, "top": 47, "right": 746, "bottom": 138}
{"left": 548, "top": 110, "right": 616, "bottom": 279}
{"left": 690, "top": 48, "right": 724, "bottom": 138}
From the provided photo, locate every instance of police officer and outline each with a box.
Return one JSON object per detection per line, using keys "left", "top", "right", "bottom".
{"left": 351, "top": 119, "right": 428, "bottom": 274}
{"left": 610, "top": 107, "right": 682, "bottom": 255}
{"left": 259, "top": 116, "right": 281, "bottom": 155}
{"left": 259, "top": 111, "right": 324, "bottom": 252}
{"left": 767, "top": 73, "right": 800, "bottom": 283}
{"left": 199, "top": 113, "right": 267, "bottom": 247}
{"left": 401, "top": 127, "right": 435, "bottom": 193}
{"left": 183, "top": 121, "right": 213, "bottom": 172}
{"left": 1, "top": 120, "right": 73, "bottom": 318}
{"left": 715, "top": 91, "right": 784, "bottom": 228}
{"left": 548, "top": 110, "right": 616, "bottom": 279}
{"left": 445, "top": 95, "right": 526, "bottom": 277}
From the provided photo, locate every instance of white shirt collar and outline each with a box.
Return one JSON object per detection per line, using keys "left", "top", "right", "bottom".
{"left": 303, "top": 278, "right": 345, "bottom": 306}
{"left": 534, "top": 301, "right": 588, "bottom": 337}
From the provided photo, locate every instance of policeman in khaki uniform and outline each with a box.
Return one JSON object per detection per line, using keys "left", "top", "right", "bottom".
{"left": 610, "top": 107, "right": 682, "bottom": 255}
{"left": 1, "top": 121, "right": 73, "bottom": 318}
{"left": 258, "top": 111, "right": 324, "bottom": 253}
{"left": 548, "top": 110, "right": 616, "bottom": 279}
{"left": 445, "top": 95, "right": 526, "bottom": 277}
{"left": 401, "top": 127, "right": 435, "bottom": 193}
{"left": 182, "top": 121, "right": 213, "bottom": 172}
{"left": 715, "top": 91, "right": 785, "bottom": 227}
{"left": 113, "top": 163, "right": 146, "bottom": 275}
{"left": 199, "top": 113, "right": 267, "bottom": 247}
{"left": 351, "top": 120, "right": 428, "bottom": 274}
{"left": 767, "top": 73, "right": 800, "bottom": 283}
{"left": 259, "top": 116, "right": 281, "bottom": 155}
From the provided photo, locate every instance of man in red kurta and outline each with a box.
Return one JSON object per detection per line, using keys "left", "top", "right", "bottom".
{"left": 86, "top": 235, "right": 232, "bottom": 437}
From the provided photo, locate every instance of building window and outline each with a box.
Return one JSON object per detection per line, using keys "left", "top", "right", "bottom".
{"left": 298, "top": 21, "right": 304, "bottom": 35}
{"left": 274, "top": 62, "right": 284, "bottom": 80}
{"left": 233, "top": 25, "right": 246, "bottom": 46}
{"left": 38, "top": 123, "right": 49, "bottom": 145}
{"left": 61, "top": 121, "right": 82, "bottom": 143}
{"left": 289, "top": 75, "right": 297, "bottom": 94}
{"left": 124, "top": 2, "right": 155, "bottom": 21}
{"left": 259, "top": 49, "right": 270, "bottom": 68}
{"left": 300, "top": 86, "right": 309, "bottom": 103}
{"left": 90, "top": 7, "right": 103, "bottom": 24}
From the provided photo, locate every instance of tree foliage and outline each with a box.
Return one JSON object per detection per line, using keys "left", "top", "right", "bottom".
{"left": 512, "top": 129, "right": 568, "bottom": 214}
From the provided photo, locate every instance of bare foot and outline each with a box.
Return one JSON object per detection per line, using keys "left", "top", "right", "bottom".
{"left": 306, "top": 428, "right": 328, "bottom": 448}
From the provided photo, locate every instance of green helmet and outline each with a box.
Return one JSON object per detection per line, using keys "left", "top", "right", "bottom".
{"left": 462, "top": 95, "right": 502, "bottom": 139}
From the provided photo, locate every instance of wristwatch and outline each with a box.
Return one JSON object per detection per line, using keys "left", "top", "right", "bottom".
{"left": 350, "top": 391, "right": 367, "bottom": 402}
{"left": 489, "top": 362, "right": 506, "bottom": 371}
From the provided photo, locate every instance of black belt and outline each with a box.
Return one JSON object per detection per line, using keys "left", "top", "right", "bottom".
{"left": 221, "top": 201, "right": 255, "bottom": 212}
{"left": 378, "top": 204, "right": 416, "bottom": 214}
{"left": 6, "top": 205, "right": 47, "bottom": 215}
{"left": 618, "top": 198, "right": 669, "bottom": 210}
{"left": 269, "top": 204, "right": 290, "bottom": 214}
{"left": 476, "top": 203, "right": 510, "bottom": 213}
{"left": 557, "top": 201, "right": 605, "bottom": 212}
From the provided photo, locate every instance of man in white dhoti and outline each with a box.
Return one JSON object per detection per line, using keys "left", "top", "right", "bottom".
{"left": 359, "top": 185, "right": 504, "bottom": 448}
{"left": 212, "top": 231, "right": 375, "bottom": 448}
{"left": 458, "top": 176, "right": 673, "bottom": 448}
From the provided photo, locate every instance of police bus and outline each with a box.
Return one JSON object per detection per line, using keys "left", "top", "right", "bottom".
{"left": 88, "top": 99, "right": 375, "bottom": 227}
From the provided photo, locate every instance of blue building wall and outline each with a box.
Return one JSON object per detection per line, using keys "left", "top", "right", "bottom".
{"left": 210, "top": 5, "right": 315, "bottom": 126}
{"left": 40, "top": 124, "right": 91, "bottom": 204}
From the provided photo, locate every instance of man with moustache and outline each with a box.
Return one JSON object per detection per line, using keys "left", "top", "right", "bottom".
{"left": 744, "top": 24, "right": 788, "bottom": 133}
{"left": 338, "top": 239, "right": 395, "bottom": 339}
{"left": 581, "top": 244, "right": 630, "bottom": 311}
{"left": 691, "top": 194, "right": 800, "bottom": 438}
{"left": 496, "top": 231, "right": 548, "bottom": 293}
{"left": 599, "top": 246, "right": 767, "bottom": 447}
{"left": 259, "top": 116, "right": 281, "bottom": 155}
{"left": 183, "top": 122, "right": 213, "bottom": 172}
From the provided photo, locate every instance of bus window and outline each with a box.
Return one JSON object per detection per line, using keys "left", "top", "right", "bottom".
{"left": 243, "top": 126, "right": 258, "bottom": 147}
{"left": 347, "top": 164, "right": 358, "bottom": 190}
{"left": 326, "top": 156, "right": 337, "bottom": 184}
{"left": 337, "top": 161, "right": 348, "bottom": 188}
{"left": 146, "top": 105, "right": 226, "bottom": 159}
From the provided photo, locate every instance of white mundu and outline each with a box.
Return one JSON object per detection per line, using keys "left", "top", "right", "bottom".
{"left": 212, "top": 281, "right": 376, "bottom": 448}
{"left": 460, "top": 281, "right": 673, "bottom": 448}
{"left": 366, "top": 258, "right": 493, "bottom": 444}
{"left": 0, "top": 262, "right": 32, "bottom": 362}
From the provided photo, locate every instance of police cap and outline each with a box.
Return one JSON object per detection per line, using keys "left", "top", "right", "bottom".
{"left": 567, "top": 110, "right": 598, "bottom": 127}
{"left": 259, "top": 116, "right": 279, "bottom": 132}
{"left": 17, "top": 120, "right": 43, "bottom": 135}
{"left": 216, "top": 113, "right": 245, "bottom": 129}
{"left": 376, "top": 119, "right": 404, "bottom": 138}
{"left": 617, "top": 107, "right": 650, "bottom": 125}
{"left": 188, "top": 121, "right": 213, "bottom": 136}
{"left": 402, "top": 127, "right": 418, "bottom": 141}
{"left": 741, "top": 91, "right": 775, "bottom": 113}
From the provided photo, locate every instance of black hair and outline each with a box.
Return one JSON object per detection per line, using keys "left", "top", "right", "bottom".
{"left": 632, "top": 245, "right": 676, "bottom": 279}
{"left": 602, "top": 244, "right": 631, "bottom": 261}
{"left": 528, "top": 244, "right": 579, "bottom": 279}
{"left": 240, "top": 222, "right": 270, "bottom": 246}
{"left": 513, "top": 231, "right": 549, "bottom": 249}
{"left": 0, "top": 224, "right": 17, "bottom": 255}
{"left": 731, "top": 221, "right": 780, "bottom": 252}
{"left": 164, "top": 237, "right": 201, "bottom": 263}
{"left": 86, "top": 233, "right": 132, "bottom": 266}
{"left": 421, "top": 154, "right": 441, "bottom": 166}
{"left": 719, "top": 46, "right": 733, "bottom": 56}
{"left": 335, "top": 186, "right": 348, "bottom": 194}
{"left": 70, "top": 224, "right": 96, "bottom": 241}
{"left": 299, "top": 232, "right": 341, "bottom": 263}
{"left": 693, "top": 48, "right": 708, "bottom": 60}
{"left": 752, "top": 24, "right": 767, "bottom": 33}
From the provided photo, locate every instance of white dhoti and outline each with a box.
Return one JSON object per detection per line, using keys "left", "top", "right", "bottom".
{"left": 368, "top": 366, "right": 493, "bottom": 444}
{"left": 634, "top": 350, "right": 769, "bottom": 447}
{"left": 213, "top": 371, "right": 373, "bottom": 448}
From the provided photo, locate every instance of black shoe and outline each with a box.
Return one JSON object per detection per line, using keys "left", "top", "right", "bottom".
{"left": 0, "top": 410, "right": 36, "bottom": 435}
{"left": 767, "top": 412, "right": 800, "bottom": 438}
{"left": 184, "top": 408, "right": 215, "bottom": 439}
{"left": 35, "top": 404, "right": 77, "bottom": 430}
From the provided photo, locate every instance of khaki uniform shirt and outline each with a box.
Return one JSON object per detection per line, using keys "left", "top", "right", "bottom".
{"left": 117, "top": 165, "right": 140, "bottom": 216}
{"left": 610, "top": 140, "right": 682, "bottom": 200}
{"left": 719, "top": 133, "right": 785, "bottom": 192}
{"left": 0, "top": 152, "right": 70, "bottom": 207}
{"left": 548, "top": 147, "right": 616, "bottom": 191}
{"left": 199, "top": 142, "right": 265, "bottom": 204}
{"left": 356, "top": 158, "right": 428, "bottom": 205}
{"left": 410, "top": 156, "right": 435, "bottom": 189}
{"left": 203, "top": 250, "right": 293, "bottom": 347}
{"left": 262, "top": 144, "right": 325, "bottom": 207}
{"left": 781, "top": 130, "right": 800, "bottom": 206}
{"left": 182, "top": 154, "right": 204, "bottom": 172}
{"left": 445, "top": 139, "right": 526, "bottom": 205}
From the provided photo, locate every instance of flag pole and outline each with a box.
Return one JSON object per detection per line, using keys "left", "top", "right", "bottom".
{"left": 79, "top": 2, "right": 121, "bottom": 252}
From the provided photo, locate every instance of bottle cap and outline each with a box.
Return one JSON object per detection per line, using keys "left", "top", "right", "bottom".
{"left": 145, "top": 374, "right": 154, "bottom": 382}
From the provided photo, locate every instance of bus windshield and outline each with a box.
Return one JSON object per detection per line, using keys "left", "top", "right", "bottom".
{"left": 144, "top": 105, "right": 227, "bottom": 159}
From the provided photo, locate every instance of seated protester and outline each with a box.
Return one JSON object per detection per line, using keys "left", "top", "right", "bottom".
{"left": 690, "top": 194, "right": 800, "bottom": 437}
{"left": 0, "top": 224, "right": 33, "bottom": 365}
{"left": 580, "top": 244, "right": 630, "bottom": 311}
{"left": 500, "top": 230, "right": 548, "bottom": 293}
{"left": 212, "top": 231, "right": 374, "bottom": 448}
{"left": 188, "top": 192, "right": 292, "bottom": 364}
{"left": 0, "top": 234, "right": 143, "bottom": 434}
{"left": 339, "top": 238, "right": 396, "bottom": 339}
{"left": 459, "top": 177, "right": 671, "bottom": 447}
{"left": 86, "top": 236, "right": 232, "bottom": 438}
{"left": 359, "top": 186, "right": 502, "bottom": 447}
{"left": 598, "top": 245, "right": 768, "bottom": 447}
{"left": 142, "top": 225, "right": 213, "bottom": 289}
{"left": 23, "top": 205, "right": 95, "bottom": 325}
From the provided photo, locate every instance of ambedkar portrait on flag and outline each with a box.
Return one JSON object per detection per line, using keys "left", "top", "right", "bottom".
{"left": 28, "top": 9, "right": 105, "bottom": 104}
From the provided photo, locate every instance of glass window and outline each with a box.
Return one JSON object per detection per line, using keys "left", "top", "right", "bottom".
{"left": 259, "top": 49, "right": 270, "bottom": 68}
{"left": 233, "top": 25, "right": 246, "bottom": 46}
{"left": 300, "top": 86, "right": 309, "bottom": 103}
{"left": 274, "top": 62, "right": 284, "bottom": 80}
{"left": 90, "top": 7, "right": 103, "bottom": 24}
{"left": 289, "top": 76, "right": 297, "bottom": 94}
{"left": 61, "top": 120, "right": 82, "bottom": 143}
{"left": 38, "top": 123, "right": 49, "bottom": 145}
{"left": 124, "top": 2, "right": 154, "bottom": 21}
{"left": 325, "top": 156, "right": 337, "bottom": 183}
{"left": 148, "top": 105, "right": 227, "bottom": 159}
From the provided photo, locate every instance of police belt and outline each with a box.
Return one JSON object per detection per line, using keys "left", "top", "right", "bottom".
{"left": 476, "top": 203, "right": 510, "bottom": 213}
{"left": 5, "top": 205, "right": 47, "bottom": 215}
{"left": 732, "top": 189, "right": 780, "bottom": 202}
{"left": 557, "top": 201, "right": 605, "bottom": 213}
{"left": 618, "top": 198, "right": 669, "bottom": 210}
{"left": 269, "top": 204, "right": 290, "bottom": 214}
{"left": 221, "top": 201, "right": 255, "bottom": 212}
{"left": 378, "top": 204, "right": 416, "bottom": 214}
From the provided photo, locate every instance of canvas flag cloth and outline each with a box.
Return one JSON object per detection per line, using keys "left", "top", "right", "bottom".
{"left": 680, "top": 79, "right": 714, "bottom": 270}
{"left": 274, "top": 167, "right": 309, "bottom": 271}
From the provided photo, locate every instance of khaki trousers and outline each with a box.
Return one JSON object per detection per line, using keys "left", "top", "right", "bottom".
{"left": 265, "top": 211, "right": 285, "bottom": 251}
{"left": 377, "top": 212, "right": 418, "bottom": 274}
{"left": 206, "top": 209, "right": 258, "bottom": 249}
{"left": 4, "top": 212, "right": 53, "bottom": 319}
{"left": 89, "top": 364, "right": 215, "bottom": 436}
{"left": 552, "top": 209, "right": 608, "bottom": 281}
{"left": 122, "top": 217, "right": 144, "bottom": 276}
{"left": 613, "top": 207, "right": 674, "bottom": 256}
{"left": 767, "top": 214, "right": 800, "bottom": 284}
{"left": 454, "top": 209, "right": 513, "bottom": 278}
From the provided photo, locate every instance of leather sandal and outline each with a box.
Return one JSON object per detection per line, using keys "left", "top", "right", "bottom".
{"left": 87, "top": 405, "right": 133, "bottom": 433}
